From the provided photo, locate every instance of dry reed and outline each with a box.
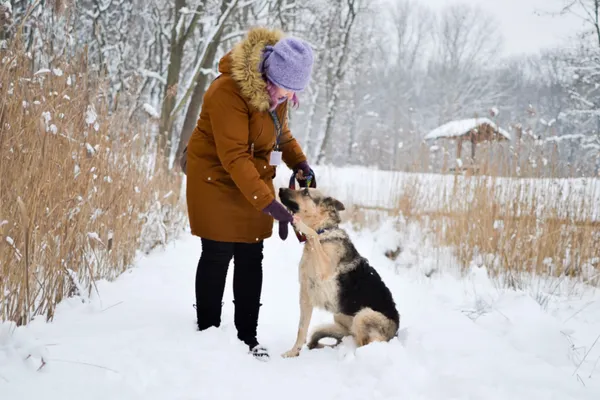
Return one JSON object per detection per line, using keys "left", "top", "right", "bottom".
{"left": 0, "top": 39, "right": 186, "bottom": 325}
{"left": 399, "top": 143, "right": 600, "bottom": 286}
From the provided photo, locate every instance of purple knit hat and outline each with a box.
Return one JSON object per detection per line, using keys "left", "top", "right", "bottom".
{"left": 260, "top": 37, "right": 314, "bottom": 92}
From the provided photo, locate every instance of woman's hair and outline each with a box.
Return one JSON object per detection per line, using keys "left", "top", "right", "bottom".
{"left": 265, "top": 78, "right": 299, "bottom": 111}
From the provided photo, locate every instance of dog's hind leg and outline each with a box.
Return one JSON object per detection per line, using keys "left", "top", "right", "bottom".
{"left": 307, "top": 314, "right": 352, "bottom": 349}
{"left": 282, "top": 283, "right": 313, "bottom": 358}
{"left": 351, "top": 308, "right": 398, "bottom": 347}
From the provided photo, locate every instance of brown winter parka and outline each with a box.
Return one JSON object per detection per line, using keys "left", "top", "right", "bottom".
{"left": 185, "top": 27, "right": 307, "bottom": 243}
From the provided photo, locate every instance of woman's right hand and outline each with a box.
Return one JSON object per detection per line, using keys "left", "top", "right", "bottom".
{"left": 262, "top": 200, "right": 294, "bottom": 240}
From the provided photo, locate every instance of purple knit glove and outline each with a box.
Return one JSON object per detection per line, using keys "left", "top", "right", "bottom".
{"left": 293, "top": 161, "right": 316, "bottom": 188}
{"left": 262, "top": 200, "right": 293, "bottom": 240}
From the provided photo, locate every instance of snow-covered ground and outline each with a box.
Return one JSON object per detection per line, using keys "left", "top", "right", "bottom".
{"left": 2, "top": 220, "right": 599, "bottom": 399}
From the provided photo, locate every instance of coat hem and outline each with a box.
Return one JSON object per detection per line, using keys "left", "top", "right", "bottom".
{"left": 189, "top": 228, "right": 274, "bottom": 244}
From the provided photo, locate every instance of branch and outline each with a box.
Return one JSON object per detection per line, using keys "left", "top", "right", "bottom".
{"left": 221, "top": 29, "right": 246, "bottom": 42}
{"left": 577, "top": 0, "right": 598, "bottom": 27}
{"left": 168, "top": 0, "right": 242, "bottom": 123}
{"left": 181, "top": 3, "right": 205, "bottom": 44}
{"left": 138, "top": 68, "right": 167, "bottom": 85}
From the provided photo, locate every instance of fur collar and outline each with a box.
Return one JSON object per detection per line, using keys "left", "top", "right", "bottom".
{"left": 221, "top": 27, "right": 284, "bottom": 112}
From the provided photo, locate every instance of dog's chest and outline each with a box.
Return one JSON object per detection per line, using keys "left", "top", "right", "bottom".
{"left": 299, "top": 247, "right": 339, "bottom": 312}
{"left": 307, "top": 277, "right": 339, "bottom": 312}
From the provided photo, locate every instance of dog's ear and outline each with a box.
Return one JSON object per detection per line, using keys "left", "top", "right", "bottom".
{"left": 323, "top": 197, "right": 345, "bottom": 211}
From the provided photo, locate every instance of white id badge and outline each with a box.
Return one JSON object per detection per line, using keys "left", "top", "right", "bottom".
{"left": 269, "top": 151, "right": 282, "bottom": 166}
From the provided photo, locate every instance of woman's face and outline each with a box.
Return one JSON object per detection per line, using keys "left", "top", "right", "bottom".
{"left": 273, "top": 85, "right": 295, "bottom": 102}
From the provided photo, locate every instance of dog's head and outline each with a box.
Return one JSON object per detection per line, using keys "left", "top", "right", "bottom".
{"left": 279, "top": 187, "right": 345, "bottom": 230}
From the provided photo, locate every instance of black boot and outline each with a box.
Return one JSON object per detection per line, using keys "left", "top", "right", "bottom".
{"left": 195, "top": 239, "right": 234, "bottom": 331}
{"left": 232, "top": 241, "right": 269, "bottom": 360}
{"left": 233, "top": 301, "right": 269, "bottom": 360}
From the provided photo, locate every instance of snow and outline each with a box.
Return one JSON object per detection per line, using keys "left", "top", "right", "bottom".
{"left": 86, "top": 232, "right": 103, "bottom": 244}
{"left": 4, "top": 236, "right": 21, "bottom": 261}
{"left": 33, "top": 68, "right": 51, "bottom": 76}
{"left": 142, "top": 103, "right": 160, "bottom": 118}
{"left": 1, "top": 220, "right": 600, "bottom": 399}
{"left": 41, "top": 111, "right": 51, "bottom": 123}
{"left": 1, "top": 1, "right": 12, "bottom": 13}
{"left": 85, "top": 143, "right": 96, "bottom": 156}
{"left": 138, "top": 69, "right": 166, "bottom": 85}
{"left": 85, "top": 106, "right": 97, "bottom": 125}
{"left": 545, "top": 134, "right": 587, "bottom": 143}
{"left": 424, "top": 117, "right": 511, "bottom": 141}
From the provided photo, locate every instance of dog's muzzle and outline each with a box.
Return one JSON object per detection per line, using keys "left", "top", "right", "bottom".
{"left": 278, "top": 188, "right": 299, "bottom": 213}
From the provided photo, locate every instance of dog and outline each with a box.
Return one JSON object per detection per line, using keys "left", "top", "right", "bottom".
{"left": 278, "top": 187, "right": 400, "bottom": 358}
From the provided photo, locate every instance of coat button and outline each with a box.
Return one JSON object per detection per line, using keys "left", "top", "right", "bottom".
{"left": 208, "top": 177, "right": 211, "bottom": 181}
{"left": 264, "top": 166, "right": 266, "bottom": 169}
{"left": 253, "top": 195, "right": 257, "bottom": 199}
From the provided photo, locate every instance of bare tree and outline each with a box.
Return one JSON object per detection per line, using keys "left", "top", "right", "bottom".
{"left": 544, "top": 1, "right": 600, "bottom": 173}
{"left": 549, "top": 0, "right": 600, "bottom": 48}
{"left": 313, "top": 0, "right": 360, "bottom": 164}
{"left": 385, "top": 0, "right": 433, "bottom": 163}
{"left": 157, "top": 0, "right": 209, "bottom": 165}
{"left": 424, "top": 3, "right": 507, "bottom": 124}
{"left": 174, "top": 0, "right": 242, "bottom": 167}
{"left": 390, "top": 0, "right": 432, "bottom": 73}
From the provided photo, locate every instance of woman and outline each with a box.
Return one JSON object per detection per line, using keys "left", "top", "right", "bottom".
{"left": 185, "top": 27, "right": 316, "bottom": 360}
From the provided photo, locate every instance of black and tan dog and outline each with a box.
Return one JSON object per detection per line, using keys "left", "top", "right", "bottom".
{"left": 279, "top": 187, "right": 400, "bottom": 358}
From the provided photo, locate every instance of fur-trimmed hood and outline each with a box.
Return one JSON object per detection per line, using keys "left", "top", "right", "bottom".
{"left": 218, "top": 27, "right": 284, "bottom": 112}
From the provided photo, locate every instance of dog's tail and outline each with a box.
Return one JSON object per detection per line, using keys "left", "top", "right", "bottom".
{"left": 307, "top": 323, "right": 349, "bottom": 350}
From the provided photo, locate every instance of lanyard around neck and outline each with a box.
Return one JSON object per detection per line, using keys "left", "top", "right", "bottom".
{"left": 268, "top": 110, "right": 283, "bottom": 152}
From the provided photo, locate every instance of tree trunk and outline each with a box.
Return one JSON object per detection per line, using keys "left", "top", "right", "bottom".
{"left": 174, "top": 0, "right": 237, "bottom": 168}
{"left": 303, "top": 86, "right": 321, "bottom": 157}
{"left": 158, "top": 0, "right": 187, "bottom": 166}
{"left": 175, "top": 28, "right": 225, "bottom": 166}
{"left": 595, "top": 0, "right": 600, "bottom": 49}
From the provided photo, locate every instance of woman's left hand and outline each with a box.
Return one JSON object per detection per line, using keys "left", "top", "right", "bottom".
{"left": 294, "top": 161, "right": 316, "bottom": 188}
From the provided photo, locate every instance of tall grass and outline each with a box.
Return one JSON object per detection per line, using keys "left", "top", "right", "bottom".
{"left": 403, "top": 141, "right": 600, "bottom": 286}
{"left": 0, "top": 41, "right": 187, "bottom": 325}
{"left": 419, "top": 176, "right": 600, "bottom": 287}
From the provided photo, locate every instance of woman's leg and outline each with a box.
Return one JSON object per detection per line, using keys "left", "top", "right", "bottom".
{"left": 195, "top": 238, "right": 234, "bottom": 331}
{"left": 232, "top": 240, "right": 268, "bottom": 358}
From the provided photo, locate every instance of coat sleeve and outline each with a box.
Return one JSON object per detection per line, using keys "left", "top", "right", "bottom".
{"left": 207, "top": 85, "right": 275, "bottom": 211}
{"left": 278, "top": 102, "right": 308, "bottom": 170}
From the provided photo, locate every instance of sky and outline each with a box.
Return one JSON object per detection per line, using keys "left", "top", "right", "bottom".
{"left": 384, "top": 0, "right": 588, "bottom": 56}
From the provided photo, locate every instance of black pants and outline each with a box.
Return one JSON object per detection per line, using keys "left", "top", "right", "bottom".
{"left": 195, "top": 238, "right": 264, "bottom": 348}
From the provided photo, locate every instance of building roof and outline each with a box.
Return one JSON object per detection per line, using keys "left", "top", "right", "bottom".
{"left": 424, "top": 118, "right": 511, "bottom": 141}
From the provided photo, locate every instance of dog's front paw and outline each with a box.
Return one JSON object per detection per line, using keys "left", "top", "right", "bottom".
{"left": 281, "top": 348, "right": 300, "bottom": 358}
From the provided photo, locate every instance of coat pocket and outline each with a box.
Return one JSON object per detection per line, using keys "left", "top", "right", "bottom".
{"left": 202, "top": 165, "right": 232, "bottom": 185}
{"left": 254, "top": 159, "right": 276, "bottom": 180}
